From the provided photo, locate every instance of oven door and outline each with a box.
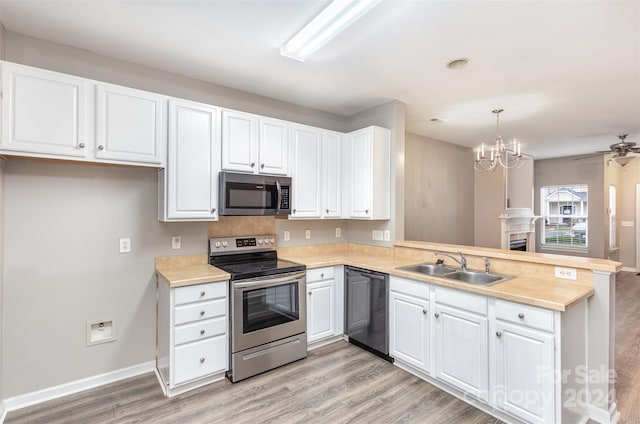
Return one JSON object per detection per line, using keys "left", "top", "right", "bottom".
{"left": 231, "top": 271, "right": 306, "bottom": 353}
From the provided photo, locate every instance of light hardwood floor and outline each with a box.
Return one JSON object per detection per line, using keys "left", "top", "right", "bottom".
{"left": 6, "top": 272, "right": 639, "bottom": 424}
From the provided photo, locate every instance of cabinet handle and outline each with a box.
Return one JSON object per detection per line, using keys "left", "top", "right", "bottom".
{"left": 320, "top": 273, "right": 324, "bottom": 279}
{"left": 496, "top": 331, "right": 502, "bottom": 337}
{"left": 422, "top": 309, "right": 427, "bottom": 314}
{"left": 434, "top": 313, "right": 440, "bottom": 318}
{"left": 78, "top": 143, "right": 85, "bottom": 149}
{"left": 261, "top": 163, "right": 265, "bottom": 169}
{"left": 365, "top": 209, "right": 369, "bottom": 214}
{"left": 250, "top": 162, "right": 255, "bottom": 168}
{"left": 308, "top": 291, "right": 312, "bottom": 295}
{"left": 518, "top": 313, "right": 525, "bottom": 319}
{"left": 326, "top": 209, "right": 329, "bottom": 213}
{"left": 200, "top": 291, "right": 205, "bottom": 296}
{"left": 211, "top": 208, "right": 216, "bottom": 214}
{"left": 200, "top": 357, "right": 205, "bottom": 363}
{"left": 98, "top": 145, "right": 104, "bottom": 151}
{"left": 200, "top": 329, "right": 205, "bottom": 335}
{"left": 200, "top": 311, "right": 205, "bottom": 316}
{"left": 293, "top": 209, "right": 296, "bottom": 214}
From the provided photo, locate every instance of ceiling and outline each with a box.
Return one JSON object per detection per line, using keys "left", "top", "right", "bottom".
{"left": 0, "top": 0, "right": 638, "bottom": 160}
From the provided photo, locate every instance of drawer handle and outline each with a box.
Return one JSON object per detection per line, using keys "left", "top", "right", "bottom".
{"left": 422, "top": 309, "right": 427, "bottom": 314}
{"left": 365, "top": 209, "right": 369, "bottom": 214}
{"left": 200, "top": 291, "right": 206, "bottom": 297}
{"left": 200, "top": 329, "right": 205, "bottom": 335}
{"left": 98, "top": 145, "right": 104, "bottom": 151}
{"left": 261, "top": 163, "right": 265, "bottom": 169}
{"left": 200, "top": 311, "right": 205, "bottom": 316}
{"left": 320, "top": 273, "right": 324, "bottom": 279}
{"left": 496, "top": 331, "right": 503, "bottom": 337}
{"left": 250, "top": 162, "right": 255, "bottom": 168}
{"left": 78, "top": 143, "right": 85, "bottom": 149}
{"left": 326, "top": 209, "right": 329, "bottom": 213}
{"left": 518, "top": 313, "right": 525, "bottom": 319}
{"left": 434, "top": 313, "right": 440, "bottom": 318}
{"left": 200, "top": 357, "right": 205, "bottom": 363}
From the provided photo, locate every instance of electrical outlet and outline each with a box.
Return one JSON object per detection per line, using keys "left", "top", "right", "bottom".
{"left": 284, "top": 230, "right": 290, "bottom": 241}
{"left": 383, "top": 230, "right": 391, "bottom": 241}
{"left": 305, "top": 229, "right": 311, "bottom": 240}
{"left": 171, "top": 236, "right": 182, "bottom": 249}
{"left": 335, "top": 227, "right": 341, "bottom": 238}
{"left": 555, "top": 266, "right": 577, "bottom": 280}
{"left": 372, "top": 230, "right": 383, "bottom": 241}
{"left": 119, "top": 238, "right": 131, "bottom": 253}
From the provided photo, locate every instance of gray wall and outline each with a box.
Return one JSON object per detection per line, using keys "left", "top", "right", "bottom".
{"left": 474, "top": 166, "right": 506, "bottom": 249}
{"left": 404, "top": 133, "right": 474, "bottom": 245}
{"left": 0, "top": 21, "right": 6, "bottom": 407}
{"left": 534, "top": 156, "right": 605, "bottom": 258}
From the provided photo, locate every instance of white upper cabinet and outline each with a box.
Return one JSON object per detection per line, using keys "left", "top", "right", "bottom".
{"left": 0, "top": 61, "right": 166, "bottom": 167}
{"left": 322, "top": 130, "right": 342, "bottom": 218}
{"left": 95, "top": 83, "right": 165, "bottom": 165}
{"left": 1, "top": 62, "right": 89, "bottom": 158}
{"left": 221, "top": 109, "right": 289, "bottom": 175}
{"left": 159, "top": 98, "right": 220, "bottom": 221}
{"left": 345, "top": 126, "right": 391, "bottom": 219}
{"left": 221, "top": 109, "right": 257, "bottom": 173}
{"left": 290, "top": 124, "right": 322, "bottom": 218}
{"left": 258, "top": 117, "right": 289, "bottom": 175}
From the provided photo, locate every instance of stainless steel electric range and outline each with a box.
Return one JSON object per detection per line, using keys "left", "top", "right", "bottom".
{"left": 209, "top": 234, "right": 307, "bottom": 382}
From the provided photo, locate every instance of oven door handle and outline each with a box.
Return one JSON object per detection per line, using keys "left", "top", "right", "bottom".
{"left": 233, "top": 271, "right": 306, "bottom": 289}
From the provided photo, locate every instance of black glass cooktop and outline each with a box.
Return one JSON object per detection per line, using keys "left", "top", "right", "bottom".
{"left": 210, "top": 251, "right": 305, "bottom": 281}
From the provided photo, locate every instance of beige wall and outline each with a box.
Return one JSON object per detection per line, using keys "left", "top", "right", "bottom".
{"left": 618, "top": 159, "right": 640, "bottom": 269}
{"left": 534, "top": 155, "right": 605, "bottom": 258}
{"left": 404, "top": 133, "right": 474, "bottom": 245}
{"left": 474, "top": 167, "right": 506, "bottom": 249}
{"left": 0, "top": 21, "right": 6, "bottom": 407}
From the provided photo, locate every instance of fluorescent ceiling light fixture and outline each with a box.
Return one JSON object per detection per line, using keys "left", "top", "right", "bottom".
{"left": 281, "top": 0, "right": 383, "bottom": 62}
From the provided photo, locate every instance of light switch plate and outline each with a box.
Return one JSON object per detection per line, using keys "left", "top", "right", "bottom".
{"left": 335, "top": 228, "right": 341, "bottom": 238}
{"left": 171, "top": 236, "right": 181, "bottom": 249}
{"left": 383, "top": 230, "right": 391, "bottom": 241}
{"left": 555, "top": 266, "right": 577, "bottom": 280}
{"left": 621, "top": 220, "right": 634, "bottom": 228}
{"left": 305, "top": 229, "right": 311, "bottom": 240}
{"left": 284, "top": 230, "right": 290, "bottom": 241}
{"left": 372, "top": 230, "right": 383, "bottom": 241}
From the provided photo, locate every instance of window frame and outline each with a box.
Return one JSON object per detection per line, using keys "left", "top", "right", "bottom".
{"left": 540, "top": 184, "right": 589, "bottom": 250}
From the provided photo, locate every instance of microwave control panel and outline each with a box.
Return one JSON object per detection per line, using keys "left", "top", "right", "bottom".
{"left": 280, "top": 186, "right": 290, "bottom": 209}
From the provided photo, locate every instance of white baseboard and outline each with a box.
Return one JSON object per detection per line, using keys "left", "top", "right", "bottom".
{"left": 2, "top": 361, "right": 155, "bottom": 415}
{"left": 620, "top": 267, "right": 637, "bottom": 273}
{"left": 589, "top": 402, "right": 620, "bottom": 424}
{"left": 0, "top": 403, "right": 7, "bottom": 424}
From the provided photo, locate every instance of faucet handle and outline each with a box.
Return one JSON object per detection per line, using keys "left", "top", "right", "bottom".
{"left": 482, "top": 256, "right": 491, "bottom": 273}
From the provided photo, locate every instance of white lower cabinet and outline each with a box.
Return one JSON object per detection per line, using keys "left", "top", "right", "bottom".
{"left": 306, "top": 266, "right": 343, "bottom": 345}
{"left": 389, "top": 276, "right": 430, "bottom": 373}
{"left": 156, "top": 279, "right": 228, "bottom": 396}
{"left": 433, "top": 288, "right": 489, "bottom": 402}
{"left": 492, "top": 300, "right": 556, "bottom": 424}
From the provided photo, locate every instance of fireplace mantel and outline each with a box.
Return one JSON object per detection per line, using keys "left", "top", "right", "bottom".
{"left": 498, "top": 209, "right": 542, "bottom": 252}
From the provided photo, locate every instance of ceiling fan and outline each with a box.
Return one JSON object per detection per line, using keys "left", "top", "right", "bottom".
{"left": 574, "top": 135, "right": 640, "bottom": 166}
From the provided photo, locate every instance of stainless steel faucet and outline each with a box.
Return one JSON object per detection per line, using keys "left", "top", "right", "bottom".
{"left": 482, "top": 257, "right": 491, "bottom": 273}
{"left": 435, "top": 251, "right": 467, "bottom": 270}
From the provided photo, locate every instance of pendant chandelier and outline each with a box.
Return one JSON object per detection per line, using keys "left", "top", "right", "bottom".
{"left": 474, "top": 109, "right": 525, "bottom": 172}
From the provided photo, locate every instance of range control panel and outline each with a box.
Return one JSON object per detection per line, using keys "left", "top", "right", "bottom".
{"left": 209, "top": 234, "right": 277, "bottom": 253}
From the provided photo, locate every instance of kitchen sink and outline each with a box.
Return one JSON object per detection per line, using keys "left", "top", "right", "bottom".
{"left": 396, "top": 263, "right": 514, "bottom": 286}
{"left": 397, "top": 263, "right": 458, "bottom": 276}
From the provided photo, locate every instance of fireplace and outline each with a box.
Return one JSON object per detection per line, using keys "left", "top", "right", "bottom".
{"left": 509, "top": 238, "right": 527, "bottom": 251}
{"left": 499, "top": 209, "right": 540, "bottom": 252}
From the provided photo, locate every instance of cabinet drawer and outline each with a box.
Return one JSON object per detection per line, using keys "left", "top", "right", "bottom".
{"left": 173, "top": 335, "right": 227, "bottom": 385}
{"left": 434, "top": 286, "right": 487, "bottom": 316}
{"left": 174, "top": 281, "right": 226, "bottom": 306}
{"left": 174, "top": 316, "right": 227, "bottom": 346}
{"left": 390, "top": 276, "right": 429, "bottom": 300}
{"left": 495, "top": 299, "right": 554, "bottom": 333}
{"left": 174, "top": 299, "right": 226, "bottom": 325}
{"left": 307, "top": 267, "right": 334, "bottom": 282}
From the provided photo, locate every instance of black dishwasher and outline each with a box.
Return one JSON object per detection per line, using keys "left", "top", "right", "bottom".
{"left": 344, "top": 266, "right": 392, "bottom": 362}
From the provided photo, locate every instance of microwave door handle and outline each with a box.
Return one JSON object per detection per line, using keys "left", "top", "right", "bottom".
{"left": 276, "top": 179, "right": 282, "bottom": 214}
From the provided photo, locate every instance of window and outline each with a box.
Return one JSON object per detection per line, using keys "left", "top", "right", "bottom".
{"left": 541, "top": 185, "right": 588, "bottom": 248}
{"left": 609, "top": 185, "right": 616, "bottom": 248}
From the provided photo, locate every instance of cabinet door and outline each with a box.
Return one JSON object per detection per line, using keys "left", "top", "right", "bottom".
{"left": 322, "top": 131, "right": 342, "bottom": 218}
{"left": 493, "top": 321, "right": 555, "bottom": 424}
{"left": 95, "top": 83, "right": 165, "bottom": 165}
{"left": 258, "top": 118, "right": 289, "bottom": 175}
{"left": 307, "top": 280, "right": 335, "bottom": 343}
{"left": 165, "top": 99, "right": 220, "bottom": 220}
{"left": 434, "top": 304, "right": 489, "bottom": 401}
{"left": 290, "top": 125, "right": 322, "bottom": 218}
{"left": 349, "top": 128, "right": 373, "bottom": 218}
{"left": 221, "top": 109, "right": 257, "bottom": 173}
{"left": 389, "top": 291, "right": 429, "bottom": 373}
{"left": 1, "top": 63, "right": 89, "bottom": 158}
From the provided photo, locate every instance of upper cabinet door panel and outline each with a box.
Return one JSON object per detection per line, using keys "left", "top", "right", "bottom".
{"left": 166, "top": 99, "right": 220, "bottom": 220}
{"left": 259, "top": 118, "right": 289, "bottom": 176}
{"left": 290, "top": 125, "right": 322, "bottom": 218}
{"left": 95, "top": 84, "right": 166, "bottom": 165}
{"left": 322, "top": 131, "right": 342, "bottom": 218}
{"left": 349, "top": 129, "right": 373, "bottom": 218}
{"left": 221, "top": 109, "right": 257, "bottom": 173}
{"left": 1, "top": 63, "right": 88, "bottom": 158}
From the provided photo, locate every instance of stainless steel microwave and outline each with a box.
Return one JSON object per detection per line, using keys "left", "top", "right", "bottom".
{"left": 219, "top": 171, "right": 291, "bottom": 216}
